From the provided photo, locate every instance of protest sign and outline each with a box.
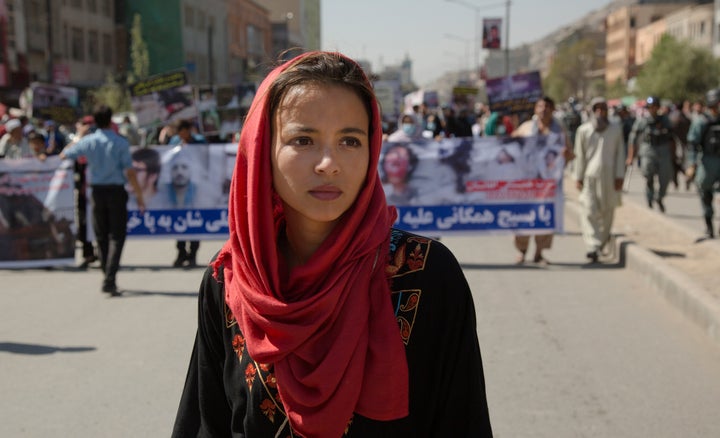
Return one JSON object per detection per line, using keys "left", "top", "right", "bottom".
{"left": 0, "top": 156, "right": 75, "bottom": 268}
{"left": 129, "top": 70, "right": 198, "bottom": 129}
{"left": 380, "top": 134, "right": 565, "bottom": 234}
{"left": 485, "top": 71, "right": 543, "bottom": 115}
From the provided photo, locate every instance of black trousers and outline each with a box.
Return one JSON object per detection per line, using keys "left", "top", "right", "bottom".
{"left": 91, "top": 185, "right": 128, "bottom": 286}
{"left": 176, "top": 240, "right": 200, "bottom": 256}
{"left": 74, "top": 161, "right": 95, "bottom": 258}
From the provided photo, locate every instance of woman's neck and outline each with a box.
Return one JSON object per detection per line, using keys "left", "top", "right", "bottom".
{"left": 281, "top": 216, "right": 336, "bottom": 268}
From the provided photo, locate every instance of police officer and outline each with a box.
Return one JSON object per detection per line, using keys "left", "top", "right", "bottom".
{"left": 627, "top": 96, "right": 674, "bottom": 212}
{"left": 686, "top": 88, "right": 720, "bottom": 238}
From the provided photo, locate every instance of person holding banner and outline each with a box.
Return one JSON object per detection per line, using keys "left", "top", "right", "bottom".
{"left": 512, "top": 96, "right": 571, "bottom": 264}
{"left": 61, "top": 106, "right": 145, "bottom": 295}
{"left": 172, "top": 51, "right": 493, "bottom": 437}
{"left": 168, "top": 119, "right": 206, "bottom": 268}
{"left": 0, "top": 119, "right": 33, "bottom": 159}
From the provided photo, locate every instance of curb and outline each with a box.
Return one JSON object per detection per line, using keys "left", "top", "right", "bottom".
{"left": 621, "top": 238, "right": 720, "bottom": 346}
{"left": 564, "top": 199, "right": 720, "bottom": 347}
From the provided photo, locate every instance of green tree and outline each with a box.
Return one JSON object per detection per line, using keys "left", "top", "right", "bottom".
{"left": 635, "top": 34, "right": 720, "bottom": 103}
{"left": 128, "top": 13, "right": 150, "bottom": 84}
{"left": 544, "top": 38, "right": 603, "bottom": 103}
{"left": 88, "top": 72, "right": 132, "bottom": 112}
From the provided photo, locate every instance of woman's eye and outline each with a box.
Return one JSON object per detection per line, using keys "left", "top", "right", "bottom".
{"left": 341, "top": 137, "right": 362, "bottom": 147}
{"left": 291, "top": 137, "right": 313, "bottom": 146}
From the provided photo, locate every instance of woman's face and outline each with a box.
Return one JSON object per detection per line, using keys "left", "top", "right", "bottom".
{"left": 383, "top": 146, "right": 411, "bottom": 184}
{"left": 271, "top": 83, "right": 370, "bottom": 232}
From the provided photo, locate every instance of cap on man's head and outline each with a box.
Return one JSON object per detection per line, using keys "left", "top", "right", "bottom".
{"left": 705, "top": 88, "right": 720, "bottom": 107}
{"left": 646, "top": 96, "right": 661, "bottom": 106}
{"left": 4, "top": 118, "right": 21, "bottom": 132}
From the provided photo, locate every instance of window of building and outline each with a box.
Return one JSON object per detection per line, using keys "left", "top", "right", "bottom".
{"left": 629, "top": 17, "right": 635, "bottom": 28}
{"left": 88, "top": 0, "right": 97, "bottom": 13}
{"left": 71, "top": 27, "right": 84, "bottom": 61}
{"left": 29, "top": 0, "right": 41, "bottom": 18}
{"left": 247, "top": 25, "right": 264, "bottom": 56}
{"left": 198, "top": 11, "right": 206, "bottom": 30}
{"left": 71, "top": 0, "right": 82, "bottom": 8}
{"left": 88, "top": 30, "right": 99, "bottom": 63}
{"left": 63, "top": 24, "right": 68, "bottom": 58}
{"left": 700, "top": 21, "right": 706, "bottom": 36}
{"left": 101, "top": 0, "right": 111, "bottom": 16}
{"left": 102, "top": 33, "right": 113, "bottom": 65}
{"left": 184, "top": 5, "right": 194, "bottom": 28}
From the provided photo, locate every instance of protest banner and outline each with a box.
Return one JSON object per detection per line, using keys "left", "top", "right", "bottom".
{"left": 380, "top": 134, "right": 565, "bottom": 234}
{"left": 125, "top": 144, "right": 235, "bottom": 239}
{"left": 1, "top": 134, "right": 565, "bottom": 267}
{"left": 0, "top": 156, "right": 76, "bottom": 268}
{"left": 23, "top": 82, "right": 80, "bottom": 125}
{"left": 129, "top": 70, "right": 198, "bottom": 129}
{"left": 485, "top": 71, "right": 543, "bottom": 115}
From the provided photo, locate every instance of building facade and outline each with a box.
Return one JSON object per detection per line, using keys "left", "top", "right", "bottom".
{"left": 605, "top": 2, "right": 693, "bottom": 84}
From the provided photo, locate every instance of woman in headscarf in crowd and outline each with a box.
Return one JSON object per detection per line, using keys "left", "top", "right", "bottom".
{"left": 172, "top": 51, "right": 493, "bottom": 437}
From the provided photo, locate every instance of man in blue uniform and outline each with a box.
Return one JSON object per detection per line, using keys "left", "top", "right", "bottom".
{"left": 686, "top": 88, "right": 720, "bottom": 238}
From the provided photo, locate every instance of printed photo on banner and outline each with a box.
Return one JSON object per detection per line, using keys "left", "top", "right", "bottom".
{"left": 0, "top": 156, "right": 76, "bottom": 267}
{"left": 380, "top": 134, "right": 564, "bottom": 234}
{"left": 126, "top": 144, "right": 232, "bottom": 238}
{"left": 482, "top": 18, "right": 502, "bottom": 50}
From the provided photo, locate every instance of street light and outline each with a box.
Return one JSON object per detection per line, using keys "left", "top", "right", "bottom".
{"left": 445, "top": 0, "right": 511, "bottom": 76}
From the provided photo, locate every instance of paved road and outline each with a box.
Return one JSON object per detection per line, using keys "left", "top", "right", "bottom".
{"left": 2, "top": 192, "right": 720, "bottom": 437}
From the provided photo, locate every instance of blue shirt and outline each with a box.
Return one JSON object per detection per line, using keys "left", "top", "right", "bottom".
{"left": 63, "top": 129, "right": 132, "bottom": 185}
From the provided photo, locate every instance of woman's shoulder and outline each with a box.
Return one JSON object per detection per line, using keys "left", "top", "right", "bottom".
{"left": 386, "top": 228, "right": 459, "bottom": 278}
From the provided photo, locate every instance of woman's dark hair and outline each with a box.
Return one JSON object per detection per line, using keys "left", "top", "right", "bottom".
{"left": 380, "top": 143, "right": 419, "bottom": 184}
{"left": 267, "top": 52, "right": 375, "bottom": 137}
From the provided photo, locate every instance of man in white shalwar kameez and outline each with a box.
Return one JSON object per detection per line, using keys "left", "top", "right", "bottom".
{"left": 573, "top": 97, "right": 626, "bottom": 263}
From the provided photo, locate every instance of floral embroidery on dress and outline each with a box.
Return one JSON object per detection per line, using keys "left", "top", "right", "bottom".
{"left": 260, "top": 398, "right": 277, "bottom": 423}
{"left": 224, "top": 302, "right": 237, "bottom": 328}
{"left": 232, "top": 334, "right": 245, "bottom": 361}
{"left": 387, "top": 230, "right": 430, "bottom": 278}
{"left": 392, "top": 289, "right": 421, "bottom": 345}
{"left": 245, "top": 363, "right": 257, "bottom": 391}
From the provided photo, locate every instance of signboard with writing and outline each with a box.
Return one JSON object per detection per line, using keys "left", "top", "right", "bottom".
{"left": 130, "top": 70, "right": 198, "bottom": 129}
{"left": 485, "top": 71, "right": 543, "bottom": 115}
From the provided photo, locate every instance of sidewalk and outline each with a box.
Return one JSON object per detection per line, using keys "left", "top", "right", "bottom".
{"left": 563, "top": 168, "right": 720, "bottom": 346}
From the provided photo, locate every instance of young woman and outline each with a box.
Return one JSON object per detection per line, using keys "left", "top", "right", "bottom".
{"left": 172, "top": 51, "right": 493, "bottom": 437}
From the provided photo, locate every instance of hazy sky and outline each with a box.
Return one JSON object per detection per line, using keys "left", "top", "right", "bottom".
{"left": 322, "top": 0, "right": 613, "bottom": 85}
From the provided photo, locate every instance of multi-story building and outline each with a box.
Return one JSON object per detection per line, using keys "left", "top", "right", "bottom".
{"left": 605, "top": 2, "right": 694, "bottom": 84}
{"left": 227, "top": 0, "right": 272, "bottom": 83}
{"left": 263, "top": 0, "right": 321, "bottom": 54}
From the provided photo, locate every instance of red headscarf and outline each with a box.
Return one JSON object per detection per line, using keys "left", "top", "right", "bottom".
{"left": 214, "top": 52, "right": 409, "bottom": 437}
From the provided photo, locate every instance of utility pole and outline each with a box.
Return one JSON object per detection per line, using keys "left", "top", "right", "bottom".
{"left": 505, "top": 0, "right": 511, "bottom": 76}
{"left": 208, "top": 24, "right": 214, "bottom": 87}
{"left": 45, "top": 0, "right": 53, "bottom": 83}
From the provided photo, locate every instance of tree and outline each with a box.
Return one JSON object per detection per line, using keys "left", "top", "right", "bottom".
{"left": 635, "top": 34, "right": 720, "bottom": 103}
{"left": 128, "top": 13, "right": 150, "bottom": 84}
{"left": 543, "top": 37, "right": 603, "bottom": 103}
{"left": 88, "top": 72, "right": 132, "bottom": 112}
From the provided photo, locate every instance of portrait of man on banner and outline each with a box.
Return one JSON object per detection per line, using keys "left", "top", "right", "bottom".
{"left": 483, "top": 18, "right": 502, "bottom": 50}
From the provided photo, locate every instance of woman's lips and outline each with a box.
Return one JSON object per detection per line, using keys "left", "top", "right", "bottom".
{"left": 309, "top": 185, "right": 342, "bottom": 200}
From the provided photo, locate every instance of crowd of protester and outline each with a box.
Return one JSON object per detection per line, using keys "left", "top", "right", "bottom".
{"left": 2, "top": 90, "right": 718, "bottom": 269}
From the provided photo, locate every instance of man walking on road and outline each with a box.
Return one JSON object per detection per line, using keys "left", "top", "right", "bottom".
{"left": 573, "top": 97, "right": 626, "bottom": 263}
{"left": 627, "top": 96, "right": 674, "bottom": 212}
{"left": 61, "top": 105, "right": 145, "bottom": 295}
{"left": 686, "top": 88, "right": 720, "bottom": 238}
